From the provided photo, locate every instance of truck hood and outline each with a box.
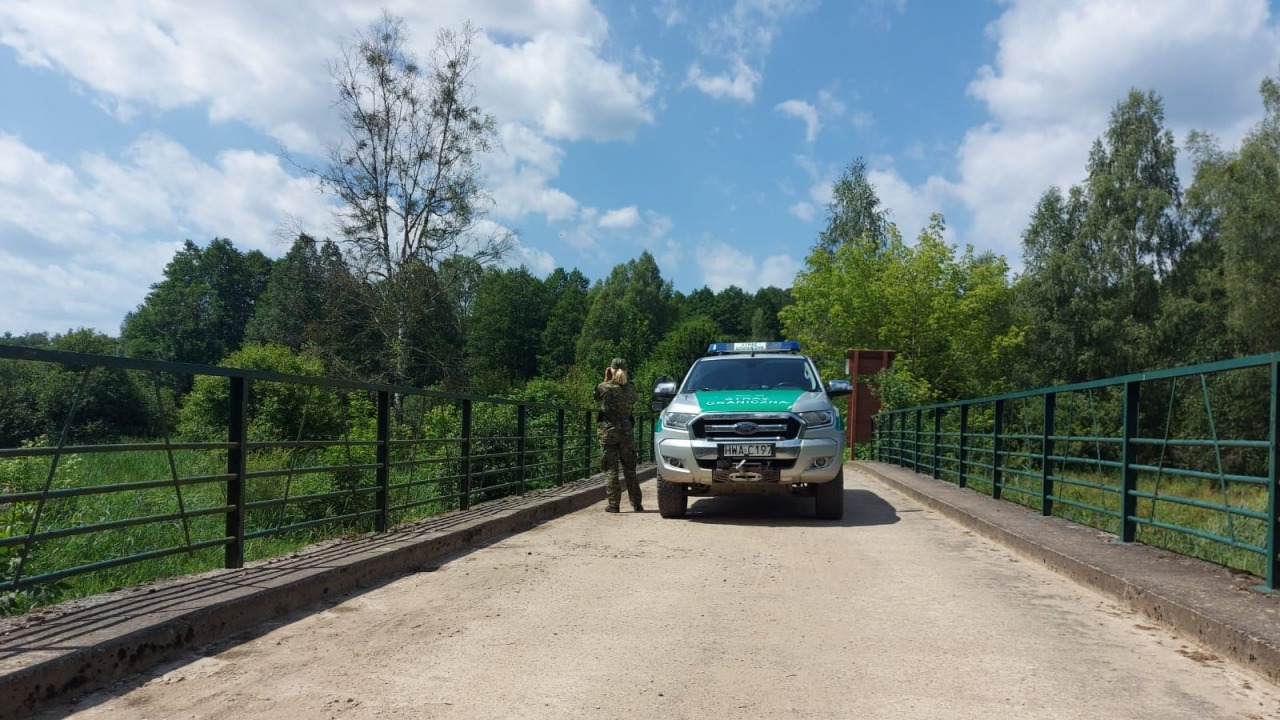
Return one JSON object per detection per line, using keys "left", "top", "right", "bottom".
{"left": 670, "top": 389, "right": 830, "bottom": 414}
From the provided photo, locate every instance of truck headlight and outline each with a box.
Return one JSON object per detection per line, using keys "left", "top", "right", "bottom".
{"left": 798, "top": 410, "right": 834, "bottom": 428}
{"left": 663, "top": 412, "right": 696, "bottom": 430}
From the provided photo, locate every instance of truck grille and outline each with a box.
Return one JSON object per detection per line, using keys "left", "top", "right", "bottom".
{"left": 691, "top": 414, "right": 802, "bottom": 441}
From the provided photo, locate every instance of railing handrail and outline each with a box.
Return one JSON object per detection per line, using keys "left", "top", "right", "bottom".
{"left": 872, "top": 352, "right": 1279, "bottom": 592}
{"left": 878, "top": 350, "right": 1280, "bottom": 414}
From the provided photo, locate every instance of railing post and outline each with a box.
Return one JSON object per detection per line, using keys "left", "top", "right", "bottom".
{"left": 460, "top": 399, "right": 473, "bottom": 511}
{"left": 583, "top": 410, "right": 593, "bottom": 480}
{"left": 992, "top": 399, "right": 1004, "bottom": 500}
{"left": 1265, "top": 361, "right": 1277, "bottom": 591}
{"left": 881, "top": 414, "right": 888, "bottom": 463}
{"left": 896, "top": 412, "right": 903, "bottom": 466}
{"left": 375, "top": 390, "right": 390, "bottom": 532}
{"left": 896, "top": 412, "right": 904, "bottom": 466}
{"left": 958, "top": 404, "right": 969, "bottom": 488}
{"left": 1121, "top": 381, "right": 1140, "bottom": 543}
{"left": 517, "top": 403, "right": 528, "bottom": 494}
{"left": 225, "top": 376, "right": 248, "bottom": 569}
{"left": 556, "top": 409, "right": 566, "bottom": 486}
{"left": 913, "top": 409, "right": 922, "bottom": 473}
{"left": 932, "top": 407, "right": 942, "bottom": 480}
{"left": 1041, "top": 392, "right": 1056, "bottom": 517}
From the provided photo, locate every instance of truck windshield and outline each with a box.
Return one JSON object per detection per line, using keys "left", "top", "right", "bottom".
{"left": 682, "top": 357, "right": 819, "bottom": 392}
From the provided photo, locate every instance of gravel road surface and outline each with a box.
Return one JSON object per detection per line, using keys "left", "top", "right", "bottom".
{"left": 38, "top": 466, "right": 1280, "bottom": 719}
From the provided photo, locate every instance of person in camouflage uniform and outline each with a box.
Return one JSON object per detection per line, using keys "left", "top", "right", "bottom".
{"left": 594, "top": 357, "right": 641, "bottom": 513}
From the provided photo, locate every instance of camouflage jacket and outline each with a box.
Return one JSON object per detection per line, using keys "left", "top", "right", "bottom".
{"left": 594, "top": 380, "right": 637, "bottom": 443}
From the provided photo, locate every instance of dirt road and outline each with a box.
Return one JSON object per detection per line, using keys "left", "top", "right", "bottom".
{"left": 37, "top": 466, "right": 1280, "bottom": 719}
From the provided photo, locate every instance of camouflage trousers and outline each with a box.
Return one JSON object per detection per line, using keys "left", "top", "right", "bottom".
{"left": 601, "top": 436, "right": 640, "bottom": 510}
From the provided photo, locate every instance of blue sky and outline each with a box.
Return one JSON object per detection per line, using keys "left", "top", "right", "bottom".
{"left": 2, "top": 0, "right": 1279, "bottom": 336}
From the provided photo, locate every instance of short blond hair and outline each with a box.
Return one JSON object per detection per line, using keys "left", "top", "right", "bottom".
{"left": 611, "top": 368, "right": 629, "bottom": 385}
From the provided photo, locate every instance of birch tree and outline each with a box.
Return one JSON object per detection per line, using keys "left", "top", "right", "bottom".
{"left": 313, "top": 12, "right": 511, "bottom": 385}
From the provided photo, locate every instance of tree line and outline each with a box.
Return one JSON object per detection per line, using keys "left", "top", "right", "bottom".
{"left": 786, "top": 75, "right": 1280, "bottom": 411}
{"left": 2, "top": 10, "right": 1278, "bottom": 449}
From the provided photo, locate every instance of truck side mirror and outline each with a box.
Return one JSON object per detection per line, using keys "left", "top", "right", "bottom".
{"left": 651, "top": 380, "right": 678, "bottom": 411}
{"left": 825, "top": 379, "right": 853, "bottom": 397}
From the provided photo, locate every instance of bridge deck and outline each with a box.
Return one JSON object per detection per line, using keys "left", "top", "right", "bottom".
{"left": 2, "top": 462, "right": 1279, "bottom": 718}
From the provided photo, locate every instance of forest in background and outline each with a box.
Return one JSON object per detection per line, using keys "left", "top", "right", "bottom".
{"left": 2, "top": 12, "right": 1279, "bottom": 449}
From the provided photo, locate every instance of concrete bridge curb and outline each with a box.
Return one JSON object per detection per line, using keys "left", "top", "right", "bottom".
{"left": 857, "top": 460, "right": 1280, "bottom": 687}
{"left": 0, "top": 468, "right": 654, "bottom": 719}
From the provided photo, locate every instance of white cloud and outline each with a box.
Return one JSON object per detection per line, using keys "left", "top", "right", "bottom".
{"left": 682, "top": 0, "right": 817, "bottom": 102}
{"left": 503, "top": 237, "right": 557, "bottom": 276}
{"left": 478, "top": 31, "right": 657, "bottom": 142}
{"left": 687, "top": 59, "right": 760, "bottom": 102}
{"left": 866, "top": 166, "right": 956, "bottom": 242}
{"left": 0, "top": 0, "right": 664, "bottom": 333}
{"left": 0, "top": 1, "right": 658, "bottom": 149}
{"left": 486, "top": 123, "right": 578, "bottom": 224}
{"left": 557, "top": 205, "right": 673, "bottom": 260}
{"left": 936, "top": 0, "right": 1280, "bottom": 265}
{"left": 0, "top": 132, "right": 335, "bottom": 334}
{"left": 789, "top": 202, "right": 816, "bottom": 222}
{"left": 776, "top": 90, "right": 850, "bottom": 143}
{"left": 776, "top": 99, "right": 820, "bottom": 142}
{"left": 696, "top": 241, "right": 800, "bottom": 292}
{"left": 599, "top": 206, "right": 641, "bottom": 229}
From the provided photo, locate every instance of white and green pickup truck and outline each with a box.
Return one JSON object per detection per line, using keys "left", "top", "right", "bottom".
{"left": 650, "top": 341, "right": 852, "bottom": 520}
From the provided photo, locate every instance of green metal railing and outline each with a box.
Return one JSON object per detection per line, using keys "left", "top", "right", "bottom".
{"left": 0, "top": 345, "right": 653, "bottom": 607}
{"left": 874, "top": 353, "right": 1280, "bottom": 591}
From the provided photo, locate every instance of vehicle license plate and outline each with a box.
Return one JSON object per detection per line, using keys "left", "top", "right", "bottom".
{"left": 719, "top": 443, "right": 775, "bottom": 458}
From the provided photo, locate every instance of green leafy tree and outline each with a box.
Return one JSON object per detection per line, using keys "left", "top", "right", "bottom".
{"left": 784, "top": 211, "right": 1020, "bottom": 404}
{"left": 465, "top": 267, "right": 549, "bottom": 394}
{"left": 246, "top": 235, "right": 375, "bottom": 379}
{"left": 575, "top": 252, "right": 673, "bottom": 373}
{"left": 1015, "top": 89, "right": 1186, "bottom": 383}
{"left": 178, "top": 344, "right": 345, "bottom": 441}
{"left": 122, "top": 238, "right": 273, "bottom": 372}
{"left": 709, "top": 285, "right": 751, "bottom": 339}
{"left": 538, "top": 268, "right": 590, "bottom": 378}
{"left": 1183, "top": 73, "right": 1280, "bottom": 354}
{"left": 0, "top": 329, "right": 153, "bottom": 446}
{"left": 1014, "top": 185, "right": 1092, "bottom": 385}
{"left": 308, "top": 12, "right": 512, "bottom": 386}
{"left": 780, "top": 230, "right": 890, "bottom": 375}
{"left": 673, "top": 287, "right": 716, "bottom": 324}
{"left": 637, "top": 315, "right": 720, "bottom": 392}
{"left": 817, "top": 157, "right": 891, "bottom": 253}
{"left": 747, "top": 286, "right": 792, "bottom": 340}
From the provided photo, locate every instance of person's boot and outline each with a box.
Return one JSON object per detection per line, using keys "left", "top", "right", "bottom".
{"left": 605, "top": 505, "right": 620, "bottom": 513}
{"left": 631, "top": 502, "right": 644, "bottom": 512}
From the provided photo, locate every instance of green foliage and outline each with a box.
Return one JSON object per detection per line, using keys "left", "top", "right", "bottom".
{"left": 1016, "top": 90, "right": 1185, "bottom": 384}
{"left": 177, "top": 344, "right": 345, "bottom": 442}
{"left": 466, "top": 267, "right": 549, "bottom": 394}
{"left": 783, "top": 212, "right": 1020, "bottom": 401}
{"left": 1184, "top": 74, "right": 1280, "bottom": 355}
{"left": 246, "top": 235, "right": 376, "bottom": 379}
{"left": 0, "top": 329, "right": 153, "bottom": 446}
{"left": 575, "top": 252, "right": 673, "bottom": 373}
{"left": 122, "top": 238, "right": 273, "bottom": 384}
{"left": 818, "top": 157, "right": 891, "bottom": 252}
{"left": 538, "top": 269, "right": 590, "bottom": 378}
{"left": 636, "top": 315, "right": 719, "bottom": 392}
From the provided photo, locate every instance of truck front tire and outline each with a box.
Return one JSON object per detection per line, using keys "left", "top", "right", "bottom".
{"left": 657, "top": 478, "right": 688, "bottom": 518}
{"left": 814, "top": 468, "right": 844, "bottom": 520}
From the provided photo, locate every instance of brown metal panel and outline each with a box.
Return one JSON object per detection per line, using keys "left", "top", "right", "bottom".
{"left": 845, "top": 349, "right": 896, "bottom": 454}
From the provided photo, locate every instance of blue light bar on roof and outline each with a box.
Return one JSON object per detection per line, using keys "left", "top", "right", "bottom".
{"left": 706, "top": 340, "right": 801, "bottom": 354}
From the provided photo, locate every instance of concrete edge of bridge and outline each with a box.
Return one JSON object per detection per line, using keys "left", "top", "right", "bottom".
{"left": 0, "top": 468, "right": 655, "bottom": 720}
{"left": 856, "top": 460, "right": 1280, "bottom": 687}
